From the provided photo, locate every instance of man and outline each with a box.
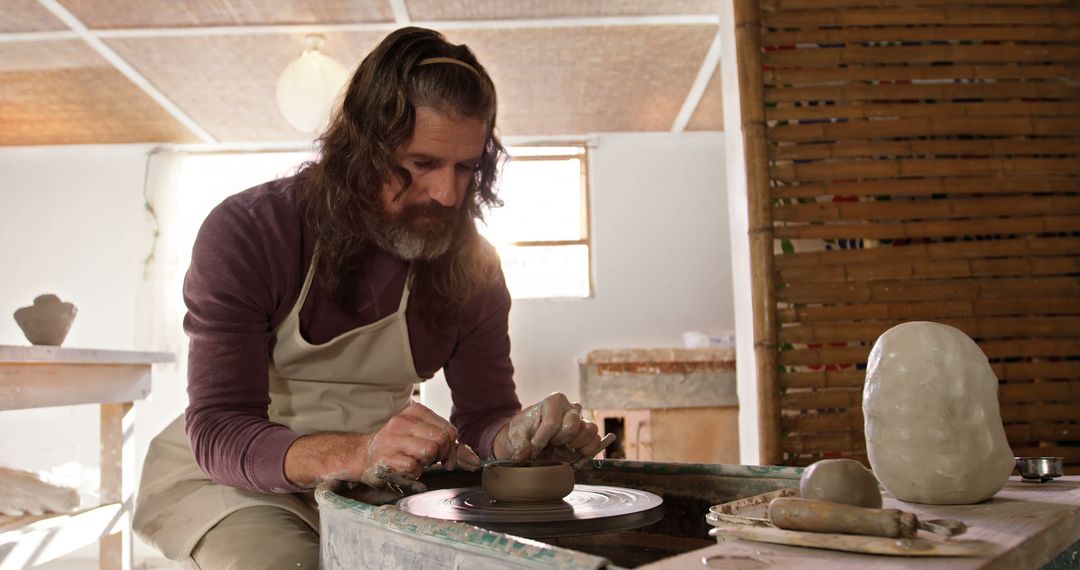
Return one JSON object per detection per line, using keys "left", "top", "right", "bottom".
{"left": 134, "top": 27, "right": 607, "bottom": 569}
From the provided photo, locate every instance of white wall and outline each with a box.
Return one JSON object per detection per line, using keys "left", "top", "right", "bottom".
{"left": 0, "top": 144, "right": 187, "bottom": 567}
{"left": 719, "top": 2, "right": 762, "bottom": 466}
{"left": 0, "top": 145, "right": 153, "bottom": 488}
{"left": 424, "top": 132, "right": 735, "bottom": 416}
{"left": 515, "top": 132, "right": 734, "bottom": 404}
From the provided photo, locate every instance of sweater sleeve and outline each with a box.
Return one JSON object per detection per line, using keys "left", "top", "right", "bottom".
{"left": 183, "top": 197, "right": 306, "bottom": 494}
{"left": 444, "top": 266, "right": 521, "bottom": 459}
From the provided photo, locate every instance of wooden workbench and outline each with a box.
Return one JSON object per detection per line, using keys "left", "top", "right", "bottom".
{"left": 580, "top": 348, "right": 739, "bottom": 464}
{"left": 643, "top": 476, "right": 1080, "bottom": 569}
{"left": 0, "top": 345, "right": 173, "bottom": 570}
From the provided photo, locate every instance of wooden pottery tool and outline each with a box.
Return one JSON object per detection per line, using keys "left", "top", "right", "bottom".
{"left": 709, "top": 496, "right": 987, "bottom": 558}
{"left": 768, "top": 497, "right": 967, "bottom": 538}
{"left": 572, "top": 433, "right": 617, "bottom": 469}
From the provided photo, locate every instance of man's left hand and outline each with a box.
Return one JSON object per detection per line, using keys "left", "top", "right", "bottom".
{"left": 494, "top": 393, "right": 611, "bottom": 465}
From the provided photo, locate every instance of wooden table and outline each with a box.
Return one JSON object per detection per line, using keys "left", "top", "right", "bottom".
{"left": 644, "top": 476, "right": 1080, "bottom": 569}
{"left": 0, "top": 345, "right": 173, "bottom": 570}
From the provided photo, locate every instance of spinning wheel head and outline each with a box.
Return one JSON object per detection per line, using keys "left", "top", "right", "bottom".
{"left": 396, "top": 484, "right": 665, "bottom": 538}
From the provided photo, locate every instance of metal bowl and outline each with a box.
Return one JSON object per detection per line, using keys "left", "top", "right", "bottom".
{"left": 1015, "top": 457, "right": 1063, "bottom": 482}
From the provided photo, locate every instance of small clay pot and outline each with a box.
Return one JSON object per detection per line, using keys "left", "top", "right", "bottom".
{"left": 13, "top": 294, "right": 77, "bottom": 346}
{"left": 482, "top": 461, "right": 575, "bottom": 503}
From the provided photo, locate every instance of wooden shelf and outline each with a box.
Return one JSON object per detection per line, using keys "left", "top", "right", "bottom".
{"left": 0, "top": 345, "right": 173, "bottom": 569}
{"left": 0, "top": 503, "right": 123, "bottom": 569}
{"left": 0, "top": 345, "right": 173, "bottom": 365}
{"left": 0, "top": 345, "right": 173, "bottom": 412}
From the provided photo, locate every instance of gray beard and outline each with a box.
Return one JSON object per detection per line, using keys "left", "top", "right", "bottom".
{"left": 380, "top": 222, "right": 454, "bottom": 260}
{"left": 362, "top": 201, "right": 458, "bottom": 261}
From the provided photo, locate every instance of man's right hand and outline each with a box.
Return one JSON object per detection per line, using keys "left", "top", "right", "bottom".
{"left": 283, "top": 401, "right": 481, "bottom": 490}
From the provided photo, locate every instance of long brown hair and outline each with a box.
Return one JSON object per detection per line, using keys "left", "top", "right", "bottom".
{"left": 296, "top": 27, "right": 506, "bottom": 323}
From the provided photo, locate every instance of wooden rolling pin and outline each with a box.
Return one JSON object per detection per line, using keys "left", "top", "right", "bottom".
{"left": 769, "top": 497, "right": 918, "bottom": 538}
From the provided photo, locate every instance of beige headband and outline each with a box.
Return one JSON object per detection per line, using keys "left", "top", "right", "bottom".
{"left": 417, "top": 56, "right": 481, "bottom": 77}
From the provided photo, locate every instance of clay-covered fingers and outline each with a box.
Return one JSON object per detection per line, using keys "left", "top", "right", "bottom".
{"left": 507, "top": 417, "right": 536, "bottom": 464}
{"left": 564, "top": 418, "right": 600, "bottom": 451}
{"left": 382, "top": 402, "right": 479, "bottom": 472}
{"left": 529, "top": 393, "right": 592, "bottom": 450}
{"left": 503, "top": 393, "right": 589, "bottom": 463}
{"left": 528, "top": 393, "right": 574, "bottom": 450}
{"left": 453, "top": 443, "right": 482, "bottom": 471}
{"left": 579, "top": 431, "right": 614, "bottom": 459}
{"left": 548, "top": 403, "right": 586, "bottom": 447}
{"left": 354, "top": 402, "right": 470, "bottom": 491}
{"left": 359, "top": 450, "right": 424, "bottom": 489}
{"left": 398, "top": 434, "right": 447, "bottom": 467}
{"left": 374, "top": 465, "right": 428, "bottom": 495}
{"left": 395, "top": 401, "right": 458, "bottom": 464}
{"left": 376, "top": 451, "right": 426, "bottom": 480}
{"left": 441, "top": 442, "right": 480, "bottom": 472}
{"left": 505, "top": 405, "right": 541, "bottom": 463}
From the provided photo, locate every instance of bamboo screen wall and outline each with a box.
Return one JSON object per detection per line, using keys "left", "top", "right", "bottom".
{"left": 739, "top": 0, "right": 1080, "bottom": 470}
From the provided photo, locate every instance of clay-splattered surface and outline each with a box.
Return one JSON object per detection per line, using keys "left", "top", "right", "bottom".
{"left": 320, "top": 460, "right": 802, "bottom": 568}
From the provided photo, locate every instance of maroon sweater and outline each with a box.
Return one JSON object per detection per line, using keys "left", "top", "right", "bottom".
{"left": 183, "top": 176, "right": 521, "bottom": 494}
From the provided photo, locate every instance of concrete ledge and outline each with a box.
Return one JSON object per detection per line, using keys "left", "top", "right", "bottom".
{"left": 580, "top": 348, "right": 737, "bottom": 410}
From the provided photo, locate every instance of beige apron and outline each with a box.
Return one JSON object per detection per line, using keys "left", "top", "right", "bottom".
{"left": 134, "top": 258, "right": 422, "bottom": 561}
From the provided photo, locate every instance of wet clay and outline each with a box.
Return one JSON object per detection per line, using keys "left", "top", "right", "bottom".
{"left": 482, "top": 461, "right": 574, "bottom": 502}
{"left": 863, "top": 321, "right": 1014, "bottom": 505}
{"left": 799, "top": 458, "right": 882, "bottom": 508}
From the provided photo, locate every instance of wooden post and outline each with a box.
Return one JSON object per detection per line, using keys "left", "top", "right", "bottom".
{"left": 735, "top": 0, "right": 782, "bottom": 466}
{"left": 100, "top": 401, "right": 135, "bottom": 570}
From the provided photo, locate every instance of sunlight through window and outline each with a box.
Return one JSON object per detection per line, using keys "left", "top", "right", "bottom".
{"left": 172, "top": 146, "right": 592, "bottom": 302}
{"left": 480, "top": 146, "right": 592, "bottom": 299}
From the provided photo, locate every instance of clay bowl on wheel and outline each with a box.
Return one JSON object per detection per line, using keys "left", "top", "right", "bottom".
{"left": 482, "top": 461, "right": 575, "bottom": 503}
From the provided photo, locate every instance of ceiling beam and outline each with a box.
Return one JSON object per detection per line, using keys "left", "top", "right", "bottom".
{"left": 388, "top": 0, "right": 412, "bottom": 25}
{"left": 168, "top": 140, "right": 318, "bottom": 153}
{"left": 33, "top": 0, "right": 217, "bottom": 143}
{"left": 0, "top": 30, "right": 78, "bottom": 43}
{"left": 420, "top": 14, "right": 718, "bottom": 30}
{"left": 671, "top": 30, "right": 722, "bottom": 133}
{"left": 0, "top": 14, "right": 721, "bottom": 40}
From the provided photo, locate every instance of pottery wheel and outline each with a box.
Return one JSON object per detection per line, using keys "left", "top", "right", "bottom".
{"left": 397, "top": 484, "right": 664, "bottom": 538}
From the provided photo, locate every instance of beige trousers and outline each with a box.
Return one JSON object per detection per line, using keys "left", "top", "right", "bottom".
{"left": 189, "top": 506, "right": 318, "bottom": 570}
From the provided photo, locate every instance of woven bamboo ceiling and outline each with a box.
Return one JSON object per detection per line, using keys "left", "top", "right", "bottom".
{"left": 0, "top": 0, "right": 724, "bottom": 146}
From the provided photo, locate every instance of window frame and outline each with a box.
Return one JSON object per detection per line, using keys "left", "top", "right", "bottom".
{"left": 490, "top": 145, "right": 594, "bottom": 299}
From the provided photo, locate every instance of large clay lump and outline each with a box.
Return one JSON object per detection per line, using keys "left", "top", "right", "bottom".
{"left": 863, "top": 321, "right": 1014, "bottom": 504}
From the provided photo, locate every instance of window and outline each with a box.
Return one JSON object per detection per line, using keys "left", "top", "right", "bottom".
{"left": 169, "top": 145, "right": 592, "bottom": 301}
{"left": 479, "top": 146, "right": 591, "bottom": 299}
